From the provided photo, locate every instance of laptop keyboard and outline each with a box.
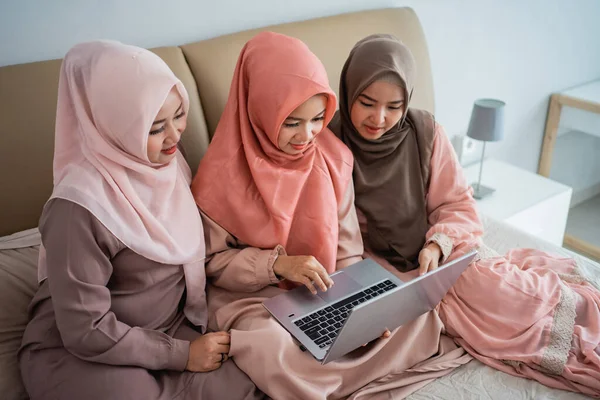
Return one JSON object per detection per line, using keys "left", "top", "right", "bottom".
{"left": 293, "top": 279, "right": 398, "bottom": 349}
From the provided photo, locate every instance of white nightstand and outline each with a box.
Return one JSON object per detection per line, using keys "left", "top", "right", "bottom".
{"left": 463, "top": 159, "right": 573, "bottom": 246}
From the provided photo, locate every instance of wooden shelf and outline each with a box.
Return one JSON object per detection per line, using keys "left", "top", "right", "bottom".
{"left": 539, "top": 79, "right": 600, "bottom": 177}
{"left": 539, "top": 79, "right": 600, "bottom": 259}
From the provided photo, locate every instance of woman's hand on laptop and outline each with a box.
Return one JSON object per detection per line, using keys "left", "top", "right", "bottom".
{"left": 418, "top": 243, "right": 442, "bottom": 276}
{"left": 273, "top": 255, "right": 334, "bottom": 294}
{"left": 362, "top": 329, "right": 391, "bottom": 346}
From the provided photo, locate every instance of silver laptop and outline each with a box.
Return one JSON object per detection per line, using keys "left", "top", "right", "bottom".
{"left": 263, "top": 250, "right": 477, "bottom": 364}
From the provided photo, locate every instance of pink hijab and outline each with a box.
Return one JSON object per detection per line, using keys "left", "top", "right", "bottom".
{"left": 39, "top": 41, "right": 206, "bottom": 325}
{"left": 192, "top": 32, "right": 353, "bottom": 273}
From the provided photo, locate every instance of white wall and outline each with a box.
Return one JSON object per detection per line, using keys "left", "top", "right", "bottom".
{"left": 2, "top": 0, "right": 600, "bottom": 172}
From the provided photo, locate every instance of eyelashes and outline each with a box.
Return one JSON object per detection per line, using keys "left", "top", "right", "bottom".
{"left": 149, "top": 111, "right": 186, "bottom": 135}
{"left": 283, "top": 116, "right": 325, "bottom": 128}
{"left": 359, "top": 101, "right": 401, "bottom": 110}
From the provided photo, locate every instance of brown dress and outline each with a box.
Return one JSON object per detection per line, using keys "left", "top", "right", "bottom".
{"left": 18, "top": 199, "right": 264, "bottom": 400}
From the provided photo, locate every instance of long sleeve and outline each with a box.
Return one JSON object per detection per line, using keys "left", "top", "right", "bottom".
{"left": 40, "top": 199, "right": 189, "bottom": 371}
{"left": 203, "top": 180, "right": 364, "bottom": 287}
{"left": 336, "top": 180, "right": 364, "bottom": 270}
{"left": 425, "top": 124, "right": 483, "bottom": 261}
{"left": 202, "top": 211, "right": 283, "bottom": 292}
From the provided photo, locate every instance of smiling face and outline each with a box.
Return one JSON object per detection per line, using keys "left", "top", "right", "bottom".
{"left": 146, "top": 87, "right": 187, "bottom": 164}
{"left": 349, "top": 79, "right": 406, "bottom": 141}
{"left": 277, "top": 94, "right": 327, "bottom": 155}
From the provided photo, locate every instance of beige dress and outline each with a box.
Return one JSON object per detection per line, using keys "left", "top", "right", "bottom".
{"left": 18, "top": 199, "right": 265, "bottom": 400}
{"left": 202, "top": 182, "right": 471, "bottom": 400}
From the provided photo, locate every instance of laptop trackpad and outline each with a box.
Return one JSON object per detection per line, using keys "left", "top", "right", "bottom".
{"left": 317, "top": 272, "right": 363, "bottom": 303}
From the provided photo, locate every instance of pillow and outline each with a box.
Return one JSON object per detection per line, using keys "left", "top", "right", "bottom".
{"left": 0, "top": 228, "right": 40, "bottom": 400}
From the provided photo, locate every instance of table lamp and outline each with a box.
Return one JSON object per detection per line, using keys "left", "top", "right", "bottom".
{"left": 466, "top": 98, "right": 505, "bottom": 199}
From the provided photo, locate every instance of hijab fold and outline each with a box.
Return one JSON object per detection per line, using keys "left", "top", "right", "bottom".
{"left": 40, "top": 41, "right": 207, "bottom": 327}
{"left": 192, "top": 32, "right": 353, "bottom": 273}
{"left": 330, "top": 34, "right": 436, "bottom": 271}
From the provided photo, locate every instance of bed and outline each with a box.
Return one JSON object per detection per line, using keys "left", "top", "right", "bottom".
{"left": 407, "top": 215, "right": 599, "bottom": 399}
{"left": 0, "top": 6, "right": 598, "bottom": 399}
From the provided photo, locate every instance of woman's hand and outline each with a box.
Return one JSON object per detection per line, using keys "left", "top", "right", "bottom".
{"left": 379, "top": 329, "right": 391, "bottom": 339}
{"left": 273, "top": 255, "right": 334, "bottom": 294}
{"left": 185, "top": 331, "right": 230, "bottom": 372}
{"left": 418, "top": 242, "right": 442, "bottom": 276}
{"left": 362, "top": 329, "right": 391, "bottom": 347}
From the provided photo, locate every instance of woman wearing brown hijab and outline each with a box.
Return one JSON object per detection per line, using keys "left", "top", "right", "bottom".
{"left": 330, "top": 34, "right": 600, "bottom": 397}
{"left": 329, "top": 34, "right": 476, "bottom": 276}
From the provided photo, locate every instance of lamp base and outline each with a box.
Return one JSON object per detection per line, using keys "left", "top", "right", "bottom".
{"left": 471, "top": 183, "right": 495, "bottom": 199}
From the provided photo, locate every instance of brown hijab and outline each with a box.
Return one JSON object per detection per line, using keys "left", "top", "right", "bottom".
{"left": 329, "top": 34, "right": 436, "bottom": 271}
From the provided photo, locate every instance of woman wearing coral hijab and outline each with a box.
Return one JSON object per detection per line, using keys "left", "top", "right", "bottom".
{"left": 330, "top": 34, "right": 600, "bottom": 397}
{"left": 18, "top": 41, "right": 264, "bottom": 400}
{"left": 192, "top": 32, "right": 472, "bottom": 399}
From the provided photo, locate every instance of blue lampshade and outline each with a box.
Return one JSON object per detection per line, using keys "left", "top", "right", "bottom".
{"left": 466, "top": 99, "right": 505, "bottom": 142}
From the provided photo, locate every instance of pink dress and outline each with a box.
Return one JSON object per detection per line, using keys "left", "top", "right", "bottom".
{"left": 362, "top": 124, "right": 600, "bottom": 397}
{"left": 202, "top": 183, "right": 473, "bottom": 400}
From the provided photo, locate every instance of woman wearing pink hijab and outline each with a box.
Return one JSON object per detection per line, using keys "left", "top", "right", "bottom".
{"left": 192, "top": 32, "right": 473, "bottom": 399}
{"left": 18, "top": 41, "right": 264, "bottom": 400}
{"left": 330, "top": 34, "right": 600, "bottom": 397}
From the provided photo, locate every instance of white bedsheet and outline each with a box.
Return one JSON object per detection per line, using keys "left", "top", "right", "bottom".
{"left": 8, "top": 221, "right": 597, "bottom": 398}
{"left": 408, "top": 215, "right": 599, "bottom": 400}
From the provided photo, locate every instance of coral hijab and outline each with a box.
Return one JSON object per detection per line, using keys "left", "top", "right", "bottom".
{"left": 192, "top": 32, "right": 353, "bottom": 273}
